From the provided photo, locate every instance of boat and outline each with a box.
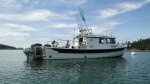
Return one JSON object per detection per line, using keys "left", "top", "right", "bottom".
{"left": 23, "top": 7, "right": 127, "bottom": 60}
{"left": 131, "top": 52, "right": 136, "bottom": 55}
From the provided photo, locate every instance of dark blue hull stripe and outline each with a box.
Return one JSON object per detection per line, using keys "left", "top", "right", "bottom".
{"left": 52, "top": 47, "right": 126, "bottom": 53}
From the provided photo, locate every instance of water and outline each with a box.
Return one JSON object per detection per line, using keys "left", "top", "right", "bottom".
{"left": 0, "top": 50, "right": 150, "bottom": 84}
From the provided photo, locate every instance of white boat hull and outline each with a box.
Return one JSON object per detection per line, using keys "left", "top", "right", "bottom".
{"left": 43, "top": 47, "right": 126, "bottom": 60}
{"left": 24, "top": 46, "right": 127, "bottom": 60}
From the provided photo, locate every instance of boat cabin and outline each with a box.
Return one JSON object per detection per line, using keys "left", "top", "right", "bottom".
{"left": 73, "top": 35, "right": 116, "bottom": 49}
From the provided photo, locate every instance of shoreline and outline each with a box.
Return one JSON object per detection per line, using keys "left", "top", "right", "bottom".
{"left": 126, "top": 50, "right": 150, "bottom": 52}
{"left": 0, "top": 49, "right": 23, "bottom": 50}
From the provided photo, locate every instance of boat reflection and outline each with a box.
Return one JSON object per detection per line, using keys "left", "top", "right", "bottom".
{"left": 24, "top": 58, "right": 127, "bottom": 83}
{"left": 25, "top": 57, "right": 127, "bottom": 72}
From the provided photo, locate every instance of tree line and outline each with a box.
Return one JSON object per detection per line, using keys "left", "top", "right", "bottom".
{"left": 0, "top": 44, "right": 23, "bottom": 50}
{"left": 127, "top": 38, "right": 150, "bottom": 50}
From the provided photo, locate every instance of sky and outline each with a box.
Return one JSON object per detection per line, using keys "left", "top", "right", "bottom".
{"left": 0, "top": 0, "right": 150, "bottom": 48}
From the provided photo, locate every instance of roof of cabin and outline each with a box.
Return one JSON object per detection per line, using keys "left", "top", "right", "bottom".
{"left": 74, "top": 34, "right": 116, "bottom": 39}
{"left": 86, "top": 36, "right": 116, "bottom": 39}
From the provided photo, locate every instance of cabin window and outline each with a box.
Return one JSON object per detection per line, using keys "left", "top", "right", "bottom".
{"left": 106, "top": 38, "right": 116, "bottom": 44}
{"left": 99, "top": 38, "right": 105, "bottom": 44}
{"left": 106, "top": 39, "right": 111, "bottom": 43}
{"left": 111, "top": 38, "right": 116, "bottom": 44}
{"left": 90, "top": 39, "right": 93, "bottom": 41}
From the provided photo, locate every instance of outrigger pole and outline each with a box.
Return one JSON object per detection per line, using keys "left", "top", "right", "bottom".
{"left": 79, "top": 7, "right": 88, "bottom": 30}
{"left": 71, "top": 5, "right": 92, "bottom": 35}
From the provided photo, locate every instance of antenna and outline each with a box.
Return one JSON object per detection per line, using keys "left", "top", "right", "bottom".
{"left": 71, "top": 6, "right": 93, "bottom": 35}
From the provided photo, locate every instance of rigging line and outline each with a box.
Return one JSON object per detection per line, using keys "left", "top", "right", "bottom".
{"left": 78, "top": 7, "right": 84, "bottom": 30}
{"left": 76, "top": 13, "right": 84, "bottom": 30}
{"left": 75, "top": 12, "right": 83, "bottom": 30}
{"left": 76, "top": 9, "right": 84, "bottom": 29}
{"left": 71, "top": 5, "right": 84, "bottom": 31}
{"left": 71, "top": 5, "right": 89, "bottom": 33}
{"left": 73, "top": 6, "right": 85, "bottom": 31}
{"left": 79, "top": 7, "right": 88, "bottom": 30}
{"left": 71, "top": 5, "right": 81, "bottom": 30}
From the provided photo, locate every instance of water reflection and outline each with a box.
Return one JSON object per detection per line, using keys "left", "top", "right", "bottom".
{"left": 25, "top": 58, "right": 127, "bottom": 70}
{"left": 24, "top": 58, "right": 127, "bottom": 83}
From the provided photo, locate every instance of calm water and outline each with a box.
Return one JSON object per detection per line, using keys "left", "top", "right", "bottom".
{"left": 0, "top": 50, "right": 150, "bottom": 84}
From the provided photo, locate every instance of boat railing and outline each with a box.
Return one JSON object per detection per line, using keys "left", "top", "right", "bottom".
{"left": 47, "top": 39, "right": 74, "bottom": 48}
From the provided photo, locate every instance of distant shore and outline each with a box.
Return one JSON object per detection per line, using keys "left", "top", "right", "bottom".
{"left": 0, "top": 49, "right": 23, "bottom": 50}
{"left": 127, "top": 50, "right": 150, "bottom": 52}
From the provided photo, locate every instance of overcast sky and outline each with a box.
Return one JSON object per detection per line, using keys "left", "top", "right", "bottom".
{"left": 0, "top": 0, "right": 150, "bottom": 48}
